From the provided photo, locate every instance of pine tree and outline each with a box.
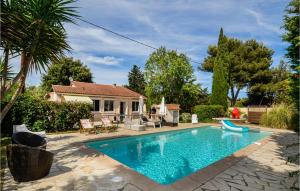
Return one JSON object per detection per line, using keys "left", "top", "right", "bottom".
{"left": 282, "top": 0, "right": 299, "bottom": 110}
{"left": 210, "top": 28, "right": 228, "bottom": 110}
{"left": 128, "top": 65, "right": 145, "bottom": 94}
{"left": 41, "top": 57, "right": 93, "bottom": 91}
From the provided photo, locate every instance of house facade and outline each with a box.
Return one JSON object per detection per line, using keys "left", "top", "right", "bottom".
{"left": 47, "top": 81, "right": 146, "bottom": 120}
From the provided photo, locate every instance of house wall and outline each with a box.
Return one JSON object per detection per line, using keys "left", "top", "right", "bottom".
{"left": 165, "top": 109, "right": 180, "bottom": 123}
{"left": 48, "top": 93, "right": 146, "bottom": 120}
{"left": 48, "top": 92, "right": 62, "bottom": 102}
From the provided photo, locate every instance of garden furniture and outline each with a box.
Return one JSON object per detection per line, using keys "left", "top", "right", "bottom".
{"left": 80, "top": 119, "right": 97, "bottom": 134}
{"left": 12, "top": 132, "right": 47, "bottom": 149}
{"left": 7, "top": 144, "right": 53, "bottom": 182}
{"left": 13, "top": 124, "right": 46, "bottom": 138}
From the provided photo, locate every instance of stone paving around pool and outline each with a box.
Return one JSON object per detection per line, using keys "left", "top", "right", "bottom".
{"left": 2, "top": 123, "right": 299, "bottom": 191}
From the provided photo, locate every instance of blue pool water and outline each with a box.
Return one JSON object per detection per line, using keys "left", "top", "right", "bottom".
{"left": 86, "top": 126, "right": 271, "bottom": 185}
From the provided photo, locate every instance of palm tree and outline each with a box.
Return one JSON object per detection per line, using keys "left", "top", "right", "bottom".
{"left": 0, "top": 0, "right": 78, "bottom": 121}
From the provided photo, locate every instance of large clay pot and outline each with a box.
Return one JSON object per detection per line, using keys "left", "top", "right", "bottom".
{"left": 6, "top": 144, "right": 54, "bottom": 182}
{"left": 12, "top": 132, "right": 47, "bottom": 149}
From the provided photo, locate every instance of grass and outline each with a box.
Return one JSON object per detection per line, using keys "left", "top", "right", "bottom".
{"left": 0, "top": 137, "right": 11, "bottom": 190}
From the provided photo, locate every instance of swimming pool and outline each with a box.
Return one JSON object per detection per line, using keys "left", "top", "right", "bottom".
{"left": 86, "top": 126, "right": 271, "bottom": 185}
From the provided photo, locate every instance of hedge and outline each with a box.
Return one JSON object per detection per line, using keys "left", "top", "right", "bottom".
{"left": 192, "top": 105, "right": 225, "bottom": 122}
{"left": 2, "top": 93, "right": 92, "bottom": 135}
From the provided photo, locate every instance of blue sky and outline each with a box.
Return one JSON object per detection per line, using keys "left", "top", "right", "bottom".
{"left": 21, "top": 0, "right": 289, "bottom": 97}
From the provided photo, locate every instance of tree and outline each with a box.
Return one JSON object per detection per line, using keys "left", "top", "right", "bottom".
{"left": 144, "top": 47, "right": 206, "bottom": 112}
{"left": 0, "top": 0, "right": 78, "bottom": 122}
{"left": 282, "top": 0, "right": 299, "bottom": 109}
{"left": 200, "top": 29, "right": 274, "bottom": 106}
{"left": 210, "top": 28, "right": 228, "bottom": 110}
{"left": 181, "top": 83, "right": 209, "bottom": 112}
{"left": 127, "top": 65, "right": 145, "bottom": 94}
{"left": 270, "top": 60, "right": 292, "bottom": 104}
{"left": 41, "top": 57, "right": 93, "bottom": 91}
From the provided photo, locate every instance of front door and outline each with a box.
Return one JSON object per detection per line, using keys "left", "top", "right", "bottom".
{"left": 120, "top": 102, "right": 126, "bottom": 122}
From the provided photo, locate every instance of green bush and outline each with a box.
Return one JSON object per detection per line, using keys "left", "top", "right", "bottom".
{"left": 192, "top": 105, "right": 225, "bottom": 122}
{"left": 260, "top": 103, "right": 297, "bottom": 130}
{"left": 32, "top": 120, "right": 46, "bottom": 131}
{"left": 9, "top": 93, "right": 92, "bottom": 133}
{"left": 180, "top": 113, "right": 191, "bottom": 123}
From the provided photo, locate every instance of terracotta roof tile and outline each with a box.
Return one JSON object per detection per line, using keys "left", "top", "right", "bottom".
{"left": 166, "top": 104, "right": 180, "bottom": 110}
{"left": 52, "top": 81, "right": 144, "bottom": 98}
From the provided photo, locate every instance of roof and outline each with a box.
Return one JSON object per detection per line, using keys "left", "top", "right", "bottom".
{"left": 52, "top": 81, "right": 144, "bottom": 98}
{"left": 166, "top": 104, "right": 180, "bottom": 110}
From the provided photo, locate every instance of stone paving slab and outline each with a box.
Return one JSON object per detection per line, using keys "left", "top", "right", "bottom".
{"left": 2, "top": 124, "right": 299, "bottom": 191}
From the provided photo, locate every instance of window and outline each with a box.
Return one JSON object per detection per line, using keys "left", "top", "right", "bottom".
{"left": 93, "top": 100, "right": 100, "bottom": 112}
{"left": 104, "top": 100, "right": 114, "bottom": 111}
{"left": 132, "top": 101, "right": 139, "bottom": 112}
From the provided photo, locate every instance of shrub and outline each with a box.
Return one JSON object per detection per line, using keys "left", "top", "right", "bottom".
{"left": 46, "top": 102, "right": 92, "bottom": 132}
{"left": 192, "top": 105, "right": 225, "bottom": 122}
{"left": 180, "top": 113, "right": 191, "bottom": 123}
{"left": 32, "top": 120, "right": 46, "bottom": 131}
{"left": 8, "top": 93, "right": 92, "bottom": 133}
{"left": 260, "top": 103, "right": 297, "bottom": 130}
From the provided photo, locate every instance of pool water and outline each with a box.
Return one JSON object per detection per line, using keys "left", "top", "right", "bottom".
{"left": 86, "top": 126, "right": 271, "bottom": 185}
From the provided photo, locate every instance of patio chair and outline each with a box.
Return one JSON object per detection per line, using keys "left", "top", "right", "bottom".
{"left": 80, "top": 119, "right": 96, "bottom": 134}
{"left": 13, "top": 124, "right": 46, "bottom": 138}
{"left": 142, "top": 116, "right": 161, "bottom": 128}
{"left": 12, "top": 132, "right": 47, "bottom": 149}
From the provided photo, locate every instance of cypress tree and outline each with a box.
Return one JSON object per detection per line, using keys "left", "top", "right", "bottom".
{"left": 210, "top": 28, "right": 228, "bottom": 110}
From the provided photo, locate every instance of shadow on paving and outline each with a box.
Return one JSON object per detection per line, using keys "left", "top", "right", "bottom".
{"left": 46, "top": 135, "right": 77, "bottom": 142}
{"left": 198, "top": 131, "right": 299, "bottom": 191}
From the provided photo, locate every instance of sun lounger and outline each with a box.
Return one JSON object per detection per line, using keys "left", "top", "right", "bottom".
{"left": 13, "top": 124, "right": 46, "bottom": 138}
{"left": 101, "top": 117, "right": 114, "bottom": 127}
{"left": 142, "top": 116, "right": 161, "bottom": 128}
{"left": 80, "top": 119, "right": 96, "bottom": 134}
{"left": 124, "top": 118, "right": 145, "bottom": 131}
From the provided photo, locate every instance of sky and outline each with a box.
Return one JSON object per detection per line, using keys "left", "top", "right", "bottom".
{"left": 17, "top": 0, "right": 289, "bottom": 98}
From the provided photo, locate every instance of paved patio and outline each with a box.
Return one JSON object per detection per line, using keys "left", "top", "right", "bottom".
{"left": 2, "top": 123, "right": 299, "bottom": 191}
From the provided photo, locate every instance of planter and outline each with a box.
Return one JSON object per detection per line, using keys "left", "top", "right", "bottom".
{"left": 6, "top": 144, "right": 54, "bottom": 182}
{"left": 12, "top": 132, "right": 47, "bottom": 149}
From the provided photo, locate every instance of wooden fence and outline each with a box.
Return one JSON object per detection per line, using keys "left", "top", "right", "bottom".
{"left": 247, "top": 106, "right": 268, "bottom": 124}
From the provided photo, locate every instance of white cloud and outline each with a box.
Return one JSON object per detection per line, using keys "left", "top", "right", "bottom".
{"left": 86, "top": 56, "right": 123, "bottom": 66}
{"left": 245, "top": 8, "right": 281, "bottom": 34}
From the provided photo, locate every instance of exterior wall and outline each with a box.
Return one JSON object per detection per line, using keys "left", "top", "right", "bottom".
{"left": 48, "top": 92, "right": 62, "bottom": 102}
{"left": 165, "top": 109, "right": 180, "bottom": 123}
{"left": 48, "top": 92, "right": 146, "bottom": 119}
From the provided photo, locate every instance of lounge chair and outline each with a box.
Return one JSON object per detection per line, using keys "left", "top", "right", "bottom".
{"left": 141, "top": 116, "right": 161, "bottom": 128}
{"left": 80, "top": 119, "right": 96, "bottom": 134}
{"left": 13, "top": 124, "right": 46, "bottom": 138}
{"left": 101, "top": 117, "right": 114, "bottom": 127}
{"left": 124, "top": 118, "right": 145, "bottom": 131}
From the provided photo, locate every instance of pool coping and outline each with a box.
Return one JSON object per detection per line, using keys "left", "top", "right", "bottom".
{"left": 73, "top": 126, "right": 272, "bottom": 191}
